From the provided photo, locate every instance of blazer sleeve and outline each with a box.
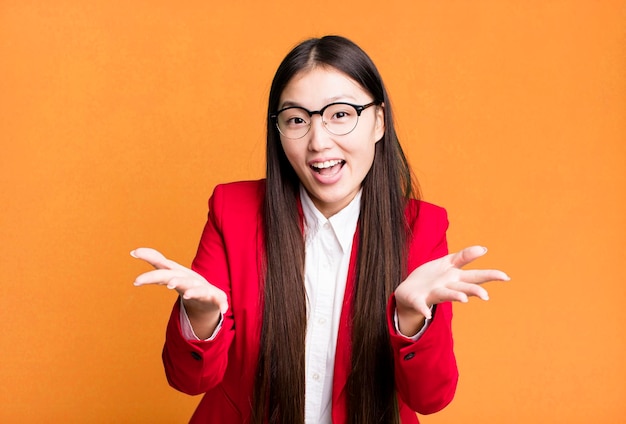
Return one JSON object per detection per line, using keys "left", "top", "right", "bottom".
{"left": 387, "top": 202, "right": 459, "bottom": 415}
{"left": 161, "top": 184, "right": 236, "bottom": 396}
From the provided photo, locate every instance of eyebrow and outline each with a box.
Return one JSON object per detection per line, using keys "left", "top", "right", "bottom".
{"left": 279, "top": 94, "right": 359, "bottom": 110}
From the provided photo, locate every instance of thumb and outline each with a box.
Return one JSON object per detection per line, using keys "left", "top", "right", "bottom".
{"left": 449, "top": 245, "right": 488, "bottom": 268}
{"left": 131, "top": 247, "right": 186, "bottom": 271}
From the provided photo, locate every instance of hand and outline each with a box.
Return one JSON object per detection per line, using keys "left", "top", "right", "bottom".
{"left": 131, "top": 247, "right": 228, "bottom": 316}
{"left": 395, "top": 246, "right": 509, "bottom": 322}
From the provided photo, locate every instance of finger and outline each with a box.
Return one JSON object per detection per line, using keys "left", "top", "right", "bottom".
{"left": 460, "top": 269, "right": 511, "bottom": 284}
{"left": 150, "top": 275, "right": 208, "bottom": 297}
{"left": 415, "top": 298, "right": 433, "bottom": 320}
{"left": 447, "top": 281, "right": 490, "bottom": 301}
{"left": 133, "top": 269, "right": 190, "bottom": 286}
{"left": 429, "top": 287, "right": 469, "bottom": 305}
{"left": 130, "top": 247, "right": 189, "bottom": 271}
{"left": 449, "top": 245, "right": 488, "bottom": 268}
{"left": 136, "top": 273, "right": 227, "bottom": 313}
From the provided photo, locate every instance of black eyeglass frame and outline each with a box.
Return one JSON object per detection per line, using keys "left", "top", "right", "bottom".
{"left": 269, "top": 101, "right": 380, "bottom": 139}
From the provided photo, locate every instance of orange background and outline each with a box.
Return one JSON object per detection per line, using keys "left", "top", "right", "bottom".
{"left": 1, "top": 1, "right": 624, "bottom": 422}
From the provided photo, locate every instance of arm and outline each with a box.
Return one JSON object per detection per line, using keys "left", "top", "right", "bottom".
{"left": 389, "top": 207, "right": 457, "bottom": 414}
{"left": 390, "top": 203, "right": 509, "bottom": 414}
{"left": 133, "top": 185, "right": 236, "bottom": 395}
{"left": 389, "top": 296, "right": 457, "bottom": 414}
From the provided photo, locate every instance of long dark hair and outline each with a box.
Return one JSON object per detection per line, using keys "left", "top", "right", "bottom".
{"left": 255, "top": 35, "right": 417, "bottom": 424}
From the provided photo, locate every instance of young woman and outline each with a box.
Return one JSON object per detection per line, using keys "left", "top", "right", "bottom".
{"left": 132, "top": 35, "right": 509, "bottom": 424}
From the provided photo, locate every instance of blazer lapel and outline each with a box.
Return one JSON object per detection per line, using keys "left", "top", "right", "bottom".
{"left": 331, "top": 226, "right": 360, "bottom": 422}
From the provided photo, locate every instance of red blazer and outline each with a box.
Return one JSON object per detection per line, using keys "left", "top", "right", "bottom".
{"left": 162, "top": 180, "right": 458, "bottom": 423}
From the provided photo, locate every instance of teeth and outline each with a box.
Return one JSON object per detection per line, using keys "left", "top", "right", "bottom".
{"left": 311, "top": 160, "right": 342, "bottom": 169}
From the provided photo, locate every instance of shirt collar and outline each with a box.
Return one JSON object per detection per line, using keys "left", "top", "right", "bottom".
{"left": 299, "top": 185, "right": 361, "bottom": 253}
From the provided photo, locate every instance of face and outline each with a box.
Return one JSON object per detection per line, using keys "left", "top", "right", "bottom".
{"left": 278, "top": 66, "right": 385, "bottom": 218}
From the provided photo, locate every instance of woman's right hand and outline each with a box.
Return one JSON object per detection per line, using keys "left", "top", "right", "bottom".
{"left": 131, "top": 247, "right": 228, "bottom": 337}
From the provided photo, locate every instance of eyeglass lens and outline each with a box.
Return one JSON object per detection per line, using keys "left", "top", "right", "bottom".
{"left": 276, "top": 103, "right": 360, "bottom": 139}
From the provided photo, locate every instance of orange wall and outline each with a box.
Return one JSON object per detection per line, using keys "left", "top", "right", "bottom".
{"left": 1, "top": 1, "right": 624, "bottom": 422}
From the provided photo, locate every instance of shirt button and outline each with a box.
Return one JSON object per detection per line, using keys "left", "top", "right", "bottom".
{"left": 312, "top": 373, "right": 320, "bottom": 381}
{"left": 318, "top": 318, "right": 327, "bottom": 325}
{"left": 403, "top": 352, "right": 416, "bottom": 361}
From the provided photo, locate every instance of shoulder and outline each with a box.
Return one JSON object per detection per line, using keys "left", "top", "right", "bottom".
{"left": 208, "top": 179, "right": 266, "bottom": 224}
{"left": 405, "top": 199, "right": 448, "bottom": 233}
{"left": 212, "top": 179, "right": 266, "bottom": 200}
{"left": 405, "top": 199, "right": 449, "bottom": 266}
{"left": 210, "top": 179, "right": 266, "bottom": 208}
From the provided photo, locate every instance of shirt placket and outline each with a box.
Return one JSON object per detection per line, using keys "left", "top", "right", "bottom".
{"left": 305, "top": 221, "right": 339, "bottom": 423}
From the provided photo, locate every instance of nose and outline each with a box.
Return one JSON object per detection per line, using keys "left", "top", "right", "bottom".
{"left": 307, "top": 115, "right": 333, "bottom": 151}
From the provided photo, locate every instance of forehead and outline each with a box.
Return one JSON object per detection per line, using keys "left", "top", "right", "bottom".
{"left": 279, "top": 66, "right": 369, "bottom": 107}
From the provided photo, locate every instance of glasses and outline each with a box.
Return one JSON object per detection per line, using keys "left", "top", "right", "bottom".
{"left": 270, "top": 101, "right": 379, "bottom": 140}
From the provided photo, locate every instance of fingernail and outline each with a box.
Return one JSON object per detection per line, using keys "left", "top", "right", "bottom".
{"left": 503, "top": 274, "right": 511, "bottom": 281}
{"left": 481, "top": 247, "right": 488, "bottom": 254}
{"left": 130, "top": 250, "right": 138, "bottom": 258}
{"left": 481, "top": 294, "right": 490, "bottom": 301}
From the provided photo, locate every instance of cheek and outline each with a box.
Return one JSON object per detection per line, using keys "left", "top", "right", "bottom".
{"left": 362, "top": 148, "right": 376, "bottom": 172}
{"left": 356, "top": 139, "right": 378, "bottom": 175}
{"left": 352, "top": 130, "right": 378, "bottom": 163}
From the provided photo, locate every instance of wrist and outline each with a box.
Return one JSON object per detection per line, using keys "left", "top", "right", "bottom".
{"left": 396, "top": 304, "right": 427, "bottom": 336}
{"left": 182, "top": 300, "right": 222, "bottom": 340}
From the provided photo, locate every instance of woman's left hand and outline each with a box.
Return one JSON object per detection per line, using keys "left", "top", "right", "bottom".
{"left": 394, "top": 245, "right": 509, "bottom": 334}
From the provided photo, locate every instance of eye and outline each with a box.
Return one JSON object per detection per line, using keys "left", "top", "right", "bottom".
{"left": 287, "top": 116, "right": 307, "bottom": 126}
{"left": 326, "top": 104, "right": 355, "bottom": 122}
{"left": 280, "top": 108, "right": 309, "bottom": 127}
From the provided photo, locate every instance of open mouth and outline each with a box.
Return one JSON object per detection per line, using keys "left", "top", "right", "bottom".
{"left": 310, "top": 159, "right": 345, "bottom": 176}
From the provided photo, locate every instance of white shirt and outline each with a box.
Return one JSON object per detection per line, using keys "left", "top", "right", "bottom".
{"left": 300, "top": 185, "right": 360, "bottom": 423}
{"left": 180, "top": 186, "right": 430, "bottom": 423}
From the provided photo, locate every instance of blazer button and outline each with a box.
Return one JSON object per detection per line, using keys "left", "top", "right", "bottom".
{"left": 191, "top": 351, "right": 202, "bottom": 361}
{"left": 403, "top": 352, "right": 415, "bottom": 361}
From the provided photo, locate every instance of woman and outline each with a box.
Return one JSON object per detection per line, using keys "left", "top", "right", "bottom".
{"left": 132, "top": 35, "right": 509, "bottom": 424}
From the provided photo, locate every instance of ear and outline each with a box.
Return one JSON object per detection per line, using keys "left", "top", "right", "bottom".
{"left": 374, "top": 103, "right": 385, "bottom": 143}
